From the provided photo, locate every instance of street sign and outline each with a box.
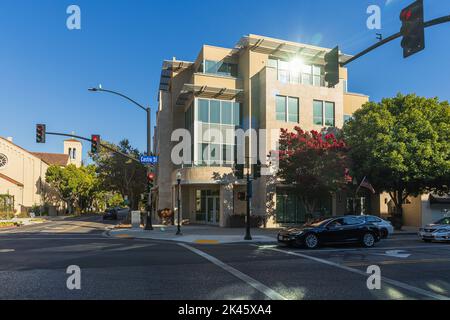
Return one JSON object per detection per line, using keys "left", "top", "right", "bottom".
{"left": 140, "top": 156, "right": 158, "bottom": 165}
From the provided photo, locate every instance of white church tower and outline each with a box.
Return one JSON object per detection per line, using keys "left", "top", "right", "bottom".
{"left": 64, "top": 139, "right": 83, "bottom": 167}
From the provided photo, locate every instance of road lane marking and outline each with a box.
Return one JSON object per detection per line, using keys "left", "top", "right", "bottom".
{"left": 259, "top": 244, "right": 450, "bottom": 254}
{"left": 260, "top": 246, "right": 450, "bottom": 301}
{"left": 109, "top": 244, "right": 155, "bottom": 251}
{"left": 345, "top": 258, "right": 450, "bottom": 267}
{"left": 179, "top": 243, "right": 287, "bottom": 301}
{"left": 0, "top": 249, "right": 15, "bottom": 253}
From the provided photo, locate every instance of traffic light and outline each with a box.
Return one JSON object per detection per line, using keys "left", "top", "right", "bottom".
{"left": 235, "top": 163, "right": 245, "bottom": 180}
{"left": 400, "top": 0, "right": 425, "bottom": 58}
{"left": 324, "top": 46, "right": 340, "bottom": 88}
{"left": 147, "top": 172, "right": 155, "bottom": 193}
{"left": 253, "top": 160, "right": 262, "bottom": 179}
{"left": 91, "top": 135, "right": 100, "bottom": 154}
{"left": 36, "top": 124, "right": 46, "bottom": 143}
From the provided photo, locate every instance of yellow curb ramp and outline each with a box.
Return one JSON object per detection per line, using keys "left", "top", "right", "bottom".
{"left": 194, "top": 240, "right": 220, "bottom": 245}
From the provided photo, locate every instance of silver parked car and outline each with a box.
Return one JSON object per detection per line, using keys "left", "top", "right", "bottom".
{"left": 419, "top": 217, "right": 450, "bottom": 243}
{"left": 358, "top": 215, "right": 394, "bottom": 239}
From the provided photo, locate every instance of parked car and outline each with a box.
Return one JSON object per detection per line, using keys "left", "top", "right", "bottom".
{"left": 358, "top": 215, "right": 394, "bottom": 239}
{"left": 278, "top": 216, "right": 381, "bottom": 249}
{"left": 418, "top": 218, "right": 450, "bottom": 243}
{"left": 103, "top": 208, "right": 118, "bottom": 221}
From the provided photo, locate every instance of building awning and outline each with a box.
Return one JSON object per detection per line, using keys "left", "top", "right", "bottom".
{"left": 159, "top": 60, "right": 194, "bottom": 92}
{"left": 175, "top": 84, "right": 243, "bottom": 106}
{"left": 430, "top": 193, "right": 450, "bottom": 205}
{"left": 236, "top": 35, "right": 353, "bottom": 65}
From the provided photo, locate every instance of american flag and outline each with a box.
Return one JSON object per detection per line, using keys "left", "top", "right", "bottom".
{"left": 357, "top": 177, "right": 376, "bottom": 194}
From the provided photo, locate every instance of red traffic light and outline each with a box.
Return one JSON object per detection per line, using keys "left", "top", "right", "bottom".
{"left": 147, "top": 173, "right": 155, "bottom": 181}
{"left": 400, "top": 9, "right": 412, "bottom": 21}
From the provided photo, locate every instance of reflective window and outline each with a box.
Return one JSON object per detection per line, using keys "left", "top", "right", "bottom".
{"left": 313, "top": 100, "right": 323, "bottom": 125}
{"left": 204, "top": 60, "right": 238, "bottom": 77}
{"left": 221, "top": 102, "right": 233, "bottom": 125}
{"left": 198, "top": 99, "right": 209, "bottom": 122}
{"left": 325, "top": 102, "right": 335, "bottom": 126}
{"left": 344, "top": 216, "right": 364, "bottom": 225}
{"left": 210, "top": 100, "right": 221, "bottom": 124}
{"left": 288, "top": 97, "right": 299, "bottom": 123}
{"left": 276, "top": 96, "right": 286, "bottom": 121}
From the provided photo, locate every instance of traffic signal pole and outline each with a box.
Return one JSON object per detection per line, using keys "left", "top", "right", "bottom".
{"left": 245, "top": 166, "right": 252, "bottom": 241}
{"left": 341, "top": 14, "right": 450, "bottom": 67}
{"left": 145, "top": 107, "right": 154, "bottom": 231}
{"left": 44, "top": 131, "right": 140, "bottom": 164}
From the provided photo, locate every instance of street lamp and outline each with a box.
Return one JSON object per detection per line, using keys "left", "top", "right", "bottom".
{"left": 88, "top": 86, "right": 154, "bottom": 230}
{"left": 176, "top": 171, "right": 182, "bottom": 236}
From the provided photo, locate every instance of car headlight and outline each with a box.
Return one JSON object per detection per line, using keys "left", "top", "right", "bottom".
{"left": 292, "top": 231, "right": 304, "bottom": 236}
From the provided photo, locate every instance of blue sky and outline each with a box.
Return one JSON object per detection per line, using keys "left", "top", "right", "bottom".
{"left": 0, "top": 0, "right": 449, "bottom": 162}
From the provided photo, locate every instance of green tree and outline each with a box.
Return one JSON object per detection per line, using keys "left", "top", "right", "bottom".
{"left": 277, "top": 127, "right": 350, "bottom": 219}
{"left": 344, "top": 94, "right": 450, "bottom": 228}
{"left": 90, "top": 139, "right": 146, "bottom": 210}
{"left": 45, "top": 164, "right": 100, "bottom": 214}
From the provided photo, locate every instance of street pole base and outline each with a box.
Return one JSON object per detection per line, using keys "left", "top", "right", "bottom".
{"left": 176, "top": 230, "right": 183, "bottom": 236}
{"left": 144, "top": 225, "right": 154, "bottom": 231}
{"left": 244, "top": 234, "right": 253, "bottom": 241}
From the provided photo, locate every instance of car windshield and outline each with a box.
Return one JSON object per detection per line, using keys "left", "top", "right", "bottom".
{"left": 306, "top": 218, "right": 334, "bottom": 227}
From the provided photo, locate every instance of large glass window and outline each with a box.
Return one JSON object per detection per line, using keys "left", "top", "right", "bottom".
{"left": 210, "top": 100, "right": 221, "bottom": 124}
{"left": 313, "top": 100, "right": 335, "bottom": 127}
{"left": 288, "top": 97, "right": 299, "bottom": 123}
{"left": 325, "top": 102, "right": 335, "bottom": 126}
{"left": 221, "top": 102, "right": 233, "bottom": 125}
{"left": 313, "top": 100, "right": 323, "bottom": 125}
{"left": 276, "top": 96, "right": 286, "bottom": 121}
{"left": 195, "top": 98, "right": 241, "bottom": 167}
{"left": 272, "top": 58, "right": 323, "bottom": 87}
{"left": 204, "top": 60, "right": 238, "bottom": 77}
{"left": 277, "top": 95, "right": 299, "bottom": 123}
{"left": 198, "top": 99, "right": 209, "bottom": 122}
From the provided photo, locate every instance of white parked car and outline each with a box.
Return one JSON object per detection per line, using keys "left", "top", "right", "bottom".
{"left": 358, "top": 215, "right": 394, "bottom": 239}
{"left": 419, "top": 218, "right": 450, "bottom": 243}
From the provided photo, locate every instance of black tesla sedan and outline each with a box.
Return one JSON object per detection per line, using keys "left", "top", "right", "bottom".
{"left": 277, "top": 216, "right": 381, "bottom": 249}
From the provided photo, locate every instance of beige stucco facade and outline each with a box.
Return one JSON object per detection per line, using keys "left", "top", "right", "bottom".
{"left": 0, "top": 137, "right": 82, "bottom": 216}
{"left": 154, "top": 34, "right": 372, "bottom": 228}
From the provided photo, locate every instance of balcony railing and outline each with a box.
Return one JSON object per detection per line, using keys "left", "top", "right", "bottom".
{"left": 277, "top": 70, "right": 326, "bottom": 87}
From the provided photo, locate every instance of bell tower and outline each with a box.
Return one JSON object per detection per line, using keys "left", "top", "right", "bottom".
{"left": 64, "top": 139, "right": 83, "bottom": 167}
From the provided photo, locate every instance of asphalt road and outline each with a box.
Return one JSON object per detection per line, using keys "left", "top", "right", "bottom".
{"left": 1, "top": 216, "right": 449, "bottom": 300}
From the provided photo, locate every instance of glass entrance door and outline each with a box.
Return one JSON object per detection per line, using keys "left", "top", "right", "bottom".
{"left": 206, "top": 196, "right": 220, "bottom": 225}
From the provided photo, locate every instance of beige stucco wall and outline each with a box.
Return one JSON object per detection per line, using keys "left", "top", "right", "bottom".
{"left": 0, "top": 138, "right": 49, "bottom": 213}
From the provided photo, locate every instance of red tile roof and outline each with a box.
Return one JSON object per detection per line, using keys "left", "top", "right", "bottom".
{"left": 31, "top": 153, "right": 69, "bottom": 166}
{"left": 0, "top": 173, "right": 24, "bottom": 187}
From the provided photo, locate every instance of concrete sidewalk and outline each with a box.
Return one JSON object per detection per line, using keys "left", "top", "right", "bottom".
{"left": 107, "top": 224, "right": 419, "bottom": 244}
{"left": 108, "top": 225, "right": 281, "bottom": 244}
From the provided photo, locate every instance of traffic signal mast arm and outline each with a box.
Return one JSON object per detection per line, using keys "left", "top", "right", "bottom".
{"left": 44, "top": 131, "right": 141, "bottom": 164}
{"left": 341, "top": 14, "right": 450, "bottom": 66}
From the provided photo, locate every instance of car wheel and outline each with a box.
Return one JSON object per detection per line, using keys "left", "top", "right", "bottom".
{"left": 380, "top": 228, "right": 388, "bottom": 239}
{"left": 362, "top": 233, "right": 376, "bottom": 248}
{"left": 304, "top": 234, "right": 319, "bottom": 249}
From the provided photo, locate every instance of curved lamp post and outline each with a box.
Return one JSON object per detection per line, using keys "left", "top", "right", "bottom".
{"left": 88, "top": 86, "right": 154, "bottom": 230}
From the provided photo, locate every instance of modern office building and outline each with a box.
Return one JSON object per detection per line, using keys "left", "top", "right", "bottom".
{"left": 154, "top": 34, "right": 371, "bottom": 227}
